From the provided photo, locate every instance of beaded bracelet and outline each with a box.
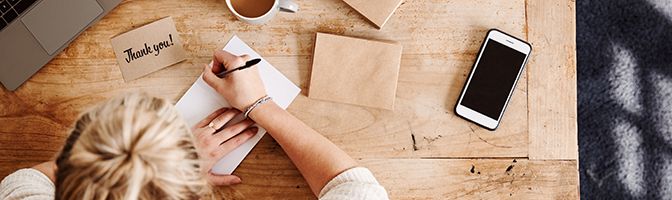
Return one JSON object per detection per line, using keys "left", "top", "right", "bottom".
{"left": 244, "top": 95, "right": 272, "bottom": 118}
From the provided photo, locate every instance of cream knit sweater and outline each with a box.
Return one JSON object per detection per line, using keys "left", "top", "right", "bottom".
{"left": 0, "top": 167, "right": 388, "bottom": 199}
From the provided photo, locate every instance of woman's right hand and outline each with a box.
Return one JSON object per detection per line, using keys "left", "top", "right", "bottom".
{"left": 202, "top": 50, "right": 267, "bottom": 111}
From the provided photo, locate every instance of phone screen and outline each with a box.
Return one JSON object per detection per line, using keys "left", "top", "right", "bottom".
{"left": 461, "top": 39, "right": 527, "bottom": 120}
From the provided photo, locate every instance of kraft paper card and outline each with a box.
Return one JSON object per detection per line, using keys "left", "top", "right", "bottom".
{"left": 175, "top": 35, "right": 301, "bottom": 175}
{"left": 110, "top": 17, "right": 186, "bottom": 81}
{"left": 309, "top": 32, "right": 402, "bottom": 110}
{"left": 342, "top": 0, "right": 403, "bottom": 28}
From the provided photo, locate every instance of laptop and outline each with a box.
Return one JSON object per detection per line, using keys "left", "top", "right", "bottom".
{"left": 0, "top": 0, "right": 121, "bottom": 91}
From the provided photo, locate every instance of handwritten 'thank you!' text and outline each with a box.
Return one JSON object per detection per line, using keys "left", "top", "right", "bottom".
{"left": 123, "top": 34, "right": 176, "bottom": 63}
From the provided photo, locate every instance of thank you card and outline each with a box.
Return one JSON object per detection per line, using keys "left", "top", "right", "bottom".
{"left": 111, "top": 17, "right": 187, "bottom": 81}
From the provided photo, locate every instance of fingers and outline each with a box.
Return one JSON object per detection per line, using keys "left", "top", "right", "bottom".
{"left": 216, "top": 127, "right": 258, "bottom": 156}
{"left": 212, "top": 50, "right": 249, "bottom": 72}
{"left": 211, "top": 50, "right": 229, "bottom": 73}
{"left": 240, "top": 54, "right": 251, "bottom": 61}
{"left": 194, "top": 107, "right": 228, "bottom": 129}
{"left": 203, "top": 64, "right": 224, "bottom": 90}
{"left": 213, "top": 119, "right": 255, "bottom": 143}
{"left": 224, "top": 119, "right": 255, "bottom": 136}
{"left": 208, "top": 174, "right": 242, "bottom": 186}
{"left": 203, "top": 52, "right": 251, "bottom": 88}
{"left": 209, "top": 109, "right": 242, "bottom": 131}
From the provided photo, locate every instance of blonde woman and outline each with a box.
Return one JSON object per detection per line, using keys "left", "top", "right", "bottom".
{"left": 0, "top": 50, "right": 389, "bottom": 199}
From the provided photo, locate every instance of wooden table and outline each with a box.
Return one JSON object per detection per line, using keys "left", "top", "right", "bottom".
{"left": 0, "top": 0, "right": 579, "bottom": 199}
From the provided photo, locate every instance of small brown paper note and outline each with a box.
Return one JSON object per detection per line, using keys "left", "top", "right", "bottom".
{"left": 111, "top": 17, "right": 186, "bottom": 81}
{"left": 309, "top": 32, "right": 402, "bottom": 110}
{"left": 342, "top": 0, "right": 403, "bottom": 29}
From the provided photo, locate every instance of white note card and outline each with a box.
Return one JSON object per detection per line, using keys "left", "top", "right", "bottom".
{"left": 175, "top": 35, "right": 301, "bottom": 175}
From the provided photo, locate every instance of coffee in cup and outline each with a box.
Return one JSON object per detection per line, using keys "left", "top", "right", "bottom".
{"left": 226, "top": 0, "right": 299, "bottom": 24}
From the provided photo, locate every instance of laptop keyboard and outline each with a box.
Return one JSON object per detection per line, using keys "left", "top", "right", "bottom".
{"left": 0, "top": 0, "right": 37, "bottom": 31}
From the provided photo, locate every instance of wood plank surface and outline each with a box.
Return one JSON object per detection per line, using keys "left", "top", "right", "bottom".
{"left": 0, "top": 0, "right": 579, "bottom": 198}
{"left": 218, "top": 135, "right": 578, "bottom": 199}
{"left": 526, "top": 0, "right": 579, "bottom": 160}
{"left": 7, "top": 0, "right": 530, "bottom": 158}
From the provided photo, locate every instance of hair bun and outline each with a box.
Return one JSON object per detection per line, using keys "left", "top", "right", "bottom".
{"left": 55, "top": 93, "right": 207, "bottom": 200}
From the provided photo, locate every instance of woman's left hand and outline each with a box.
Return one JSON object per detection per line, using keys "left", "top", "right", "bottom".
{"left": 192, "top": 108, "right": 258, "bottom": 186}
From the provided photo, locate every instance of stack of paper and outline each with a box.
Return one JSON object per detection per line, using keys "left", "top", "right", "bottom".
{"left": 175, "top": 35, "right": 301, "bottom": 175}
{"left": 309, "top": 32, "right": 402, "bottom": 110}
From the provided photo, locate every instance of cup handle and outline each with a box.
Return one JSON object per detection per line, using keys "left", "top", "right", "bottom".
{"left": 278, "top": 0, "right": 299, "bottom": 13}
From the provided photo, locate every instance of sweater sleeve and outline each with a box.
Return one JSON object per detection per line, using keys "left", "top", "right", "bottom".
{"left": 0, "top": 168, "right": 55, "bottom": 200}
{"left": 318, "top": 167, "right": 389, "bottom": 200}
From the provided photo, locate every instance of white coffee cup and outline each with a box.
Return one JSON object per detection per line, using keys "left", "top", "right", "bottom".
{"left": 225, "top": 0, "right": 299, "bottom": 25}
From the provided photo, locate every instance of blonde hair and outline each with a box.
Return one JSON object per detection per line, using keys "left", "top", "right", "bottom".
{"left": 55, "top": 93, "right": 208, "bottom": 200}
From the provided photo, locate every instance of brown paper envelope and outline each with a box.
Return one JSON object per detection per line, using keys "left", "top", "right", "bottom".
{"left": 110, "top": 17, "right": 187, "bottom": 82}
{"left": 309, "top": 32, "right": 402, "bottom": 110}
{"left": 342, "top": 0, "right": 403, "bottom": 28}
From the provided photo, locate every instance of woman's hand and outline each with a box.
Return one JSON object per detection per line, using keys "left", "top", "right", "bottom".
{"left": 202, "top": 50, "right": 267, "bottom": 111}
{"left": 192, "top": 108, "right": 258, "bottom": 186}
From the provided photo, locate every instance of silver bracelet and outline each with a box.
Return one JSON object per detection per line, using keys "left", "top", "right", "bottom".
{"left": 244, "top": 95, "right": 272, "bottom": 118}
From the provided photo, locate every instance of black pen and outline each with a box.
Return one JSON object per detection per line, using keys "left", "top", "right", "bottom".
{"left": 215, "top": 58, "right": 262, "bottom": 78}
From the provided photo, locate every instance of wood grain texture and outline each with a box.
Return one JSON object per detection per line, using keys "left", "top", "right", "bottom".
{"left": 526, "top": 0, "right": 579, "bottom": 160}
{"left": 4, "top": 0, "right": 530, "bottom": 160}
{"left": 220, "top": 136, "right": 578, "bottom": 199}
{"left": 0, "top": 0, "right": 578, "bottom": 198}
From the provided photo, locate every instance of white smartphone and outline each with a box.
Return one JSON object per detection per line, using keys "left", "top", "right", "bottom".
{"left": 455, "top": 29, "right": 531, "bottom": 130}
